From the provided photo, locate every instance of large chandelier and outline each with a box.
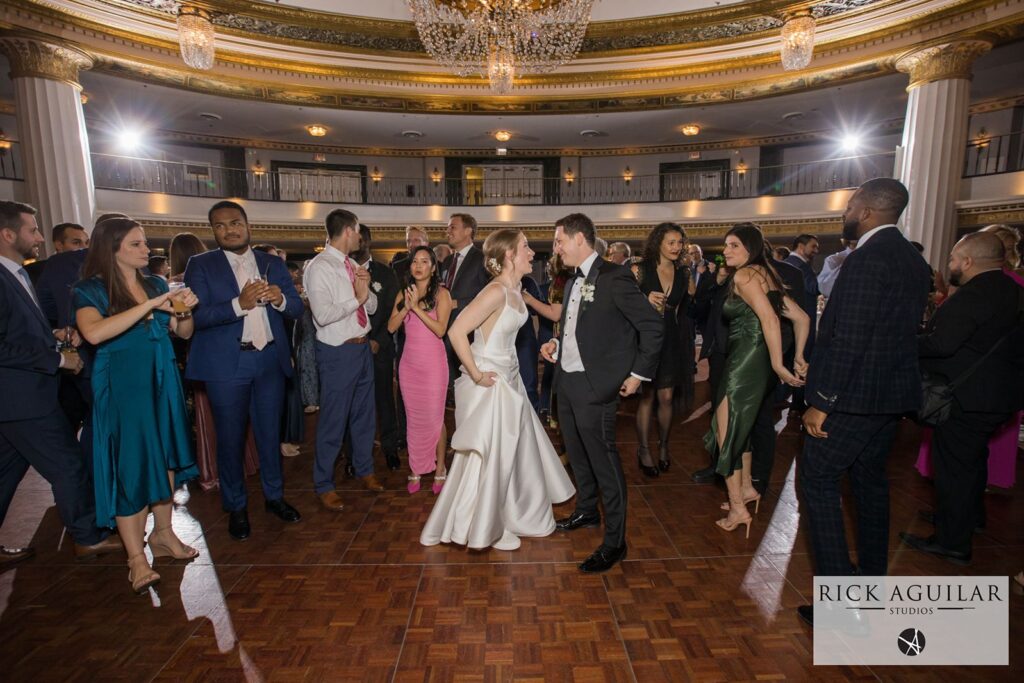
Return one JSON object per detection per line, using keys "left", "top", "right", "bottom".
{"left": 407, "top": 0, "right": 595, "bottom": 95}
{"left": 780, "top": 11, "right": 816, "bottom": 71}
{"left": 177, "top": 5, "right": 216, "bottom": 71}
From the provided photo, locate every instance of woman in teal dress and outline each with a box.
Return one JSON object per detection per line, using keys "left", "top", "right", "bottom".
{"left": 74, "top": 218, "right": 200, "bottom": 594}
{"left": 704, "top": 223, "right": 809, "bottom": 537}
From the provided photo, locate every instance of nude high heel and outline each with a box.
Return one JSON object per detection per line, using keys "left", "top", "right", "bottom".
{"left": 128, "top": 553, "right": 161, "bottom": 594}
{"left": 720, "top": 493, "right": 761, "bottom": 515}
{"left": 147, "top": 526, "right": 199, "bottom": 561}
{"left": 716, "top": 499, "right": 753, "bottom": 539}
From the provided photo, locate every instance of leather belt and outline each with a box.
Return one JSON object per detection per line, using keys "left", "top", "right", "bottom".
{"left": 344, "top": 336, "right": 369, "bottom": 345}
{"left": 239, "top": 340, "right": 275, "bottom": 351}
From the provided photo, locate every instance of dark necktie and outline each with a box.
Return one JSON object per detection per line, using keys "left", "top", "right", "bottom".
{"left": 444, "top": 252, "right": 460, "bottom": 289}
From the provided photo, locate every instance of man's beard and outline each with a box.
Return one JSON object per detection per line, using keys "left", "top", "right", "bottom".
{"left": 948, "top": 268, "right": 963, "bottom": 287}
{"left": 841, "top": 217, "right": 860, "bottom": 242}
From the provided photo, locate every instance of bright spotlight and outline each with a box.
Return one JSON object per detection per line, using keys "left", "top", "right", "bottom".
{"left": 840, "top": 133, "right": 861, "bottom": 153}
{"left": 118, "top": 129, "right": 144, "bottom": 153}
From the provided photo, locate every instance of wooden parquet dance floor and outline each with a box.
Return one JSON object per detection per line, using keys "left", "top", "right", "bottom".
{"left": 1, "top": 366, "right": 1021, "bottom": 682}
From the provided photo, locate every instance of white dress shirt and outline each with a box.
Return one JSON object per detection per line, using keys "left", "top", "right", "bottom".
{"left": 223, "top": 248, "right": 278, "bottom": 344}
{"left": 448, "top": 243, "right": 473, "bottom": 284}
{"left": 817, "top": 246, "right": 854, "bottom": 299}
{"left": 854, "top": 223, "right": 899, "bottom": 249}
{"left": 303, "top": 244, "right": 378, "bottom": 345}
{"left": 559, "top": 252, "right": 599, "bottom": 373}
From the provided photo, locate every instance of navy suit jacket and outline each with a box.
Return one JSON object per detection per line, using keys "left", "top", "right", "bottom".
{"left": 0, "top": 266, "right": 62, "bottom": 421}
{"left": 183, "top": 249, "right": 303, "bottom": 381}
{"left": 784, "top": 252, "right": 820, "bottom": 321}
{"left": 37, "top": 249, "right": 88, "bottom": 328}
{"left": 806, "top": 227, "right": 931, "bottom": 415}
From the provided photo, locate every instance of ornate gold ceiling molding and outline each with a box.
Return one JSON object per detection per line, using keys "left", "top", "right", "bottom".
{"left": 896, "top": 39, "right": 993, "bottom": 89}
{"left": 956, "top": 202, "right": 1024, "bottom": 227}
{"left": 0, "top": 31, "right": 93, "bottom": 87}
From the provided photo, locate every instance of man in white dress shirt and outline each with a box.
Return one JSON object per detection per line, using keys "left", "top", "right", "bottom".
{"left": 304, "top": 209, "right": 383, "bottom": 512}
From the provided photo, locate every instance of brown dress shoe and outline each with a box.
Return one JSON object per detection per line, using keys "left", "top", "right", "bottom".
{"left": 318, "top": 490, "right": 345, "bottom": 512}
{"left": 0, "top": 545, "right": 35, "bottom": 566}
{"left": 360, "top": 474, "right": 385, "bottom": 492}
{"left": 74, "top": 534, "right": 125, "bottom": 559}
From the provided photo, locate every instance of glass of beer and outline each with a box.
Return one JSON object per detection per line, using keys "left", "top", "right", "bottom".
{"left": 168, "top": 281, "right": 191, "bottom": 319}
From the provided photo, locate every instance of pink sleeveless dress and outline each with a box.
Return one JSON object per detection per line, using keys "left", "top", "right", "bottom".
{"left": 399, "top": 306, "right": 448, "bottom": 475}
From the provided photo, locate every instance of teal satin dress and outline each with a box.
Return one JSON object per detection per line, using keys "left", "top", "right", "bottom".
{"left": 704, "top": 290, "right": 781, "bottom": 476}
{"left": 73, "top": 276, "right": 198, "bottom": 528}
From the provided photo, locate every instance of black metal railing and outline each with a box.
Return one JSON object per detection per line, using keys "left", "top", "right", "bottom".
{"left": 963, "top": 131, "right": 1024, "bottom": 177}
{"left": 0, "top": 141, "right": 22, "bottom": 180}
{"left": 90, "top": 152, "right": 898, "bottom": 205}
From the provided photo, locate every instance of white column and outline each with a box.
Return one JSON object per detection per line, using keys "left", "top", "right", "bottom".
{"left": 0, "top": 36, "right": 94, "bottom": 256}
{"left": 896, "top": 40, "right": 990, "bottom": 270}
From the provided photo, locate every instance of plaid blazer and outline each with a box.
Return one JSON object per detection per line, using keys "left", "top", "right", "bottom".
{"left": 806, "top": 226, "right": 931, "bottom": 415}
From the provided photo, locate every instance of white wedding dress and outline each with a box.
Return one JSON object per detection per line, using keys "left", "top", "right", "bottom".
{"left": 420, "top": 286, "right": 576, "bottom": 550}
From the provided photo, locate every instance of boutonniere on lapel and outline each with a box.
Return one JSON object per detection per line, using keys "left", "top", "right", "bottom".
{"left": 371, "top": 281, "right": 382, "bottom": 293}
{"left": 579, "top": 281, "right": 595, "bottom": 303}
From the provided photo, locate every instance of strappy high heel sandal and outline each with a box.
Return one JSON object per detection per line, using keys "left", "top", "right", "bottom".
{"left": 657, "top": 441, "right": 670, "bottom": 473}
{"left": 637, "top": 446, "right": 659, "bottom": 478}
{"left": 716, "top": 500, "right": 753, "bottom": 539}
{"left": 432, "top": 473, "right": 446, "bottom": 495}
{"left": 407, "top": 475, "right": 421, "bottom": 494}
{"left": 128, "top": 553, "right": 161, "bottom": 594}
{"left": 720, "top": 493, "right": 761, "bottom": 515}
{"left": 147, "top": 526, "right": 199, "bottom": 561}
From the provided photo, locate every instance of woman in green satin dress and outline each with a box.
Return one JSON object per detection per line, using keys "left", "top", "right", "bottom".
{"left": 704, "top": 223, "right": 810, "bottom": 536}
{"left": 74, "top": 218, "right": 200, "bottom": 594}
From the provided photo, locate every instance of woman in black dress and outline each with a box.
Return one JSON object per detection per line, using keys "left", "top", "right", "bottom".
{"left": 634, "top": 222, "right": 690, "bottom": 476}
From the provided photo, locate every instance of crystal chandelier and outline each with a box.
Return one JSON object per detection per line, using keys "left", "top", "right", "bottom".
{"left": 177, "top": 5, "right": 215, "bottom": 71}
{"left": 407, "top": 0, "right": 595, "bottom": 94}
{"left": 780, "top": 12, "right": 816, "bottom": 71}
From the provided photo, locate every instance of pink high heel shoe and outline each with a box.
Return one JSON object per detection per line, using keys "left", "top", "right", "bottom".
{"left": 432, "top": 473, "right": 446, "bottom": 495}
{"left": 407, "top": 476, "right": 421, "bottom": 494}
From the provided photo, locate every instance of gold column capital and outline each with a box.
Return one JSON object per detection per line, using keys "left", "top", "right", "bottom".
{"left": 895, "top": 40, "right": 991, "bottom": 91}
{"left": 0, "top": 34, "right": 94, "bottom": 88}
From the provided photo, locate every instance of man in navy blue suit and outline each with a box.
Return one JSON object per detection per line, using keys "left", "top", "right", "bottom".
{"left": 185, "top": 200, "right": 304, "bottom": 541}
{"left": 0, "top": 201, "right": 122, "bottom": 565}
{"left": 796, "top": 179, "right": 931, "bottom": 626}
{"left": 785, "top": 234, "right": 820, "bottom": 411}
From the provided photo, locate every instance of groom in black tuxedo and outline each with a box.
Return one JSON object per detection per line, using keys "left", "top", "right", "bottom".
{"left": 541, "top": 213, "right": 662, "bottom": 573}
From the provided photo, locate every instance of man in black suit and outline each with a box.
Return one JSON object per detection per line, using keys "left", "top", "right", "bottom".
{"left": 0, "top": 201, "right": 122, "bottom": 565}
{"left": 541, "top": 213, "right": 663, "bottom": 573}
{"left": 797, "top": 179, "right": 931, "bottom": 625}
{"left": 901, "top": 232, "right": 1023, "bottom": 565}
{"left": 390, "top": 225, "right": 429, "bottom": 284}
{"left": 785, "top": 234, "right": 820, "bottom": 411}
{"left": 22, "top": 222, "right": 89, "bottom": 285}
{"left": 352, "top": 224, "right": 401, "bottom": 470}
{"left": 441, "top": 213, "right": 489, "bottom": 385}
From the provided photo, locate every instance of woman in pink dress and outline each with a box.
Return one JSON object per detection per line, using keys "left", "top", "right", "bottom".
{"left": 388, "top": 246, "right": 452, "bottom": 494}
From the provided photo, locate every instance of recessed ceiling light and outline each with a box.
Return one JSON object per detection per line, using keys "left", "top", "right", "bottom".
{"left": 681, "top": 124, "right": 700, "bottom": 136}
{"left": 579, "top": 129, "right": 604, "bottom": 138}
{"left": 307, "top": 124, "right": 327, "bottom": 137}
{"left": 401, "top": 130, "right": 423, "bottom": 139}
{"left": 198, "top": 112, "right": 222, "bottom": 121}
{"left": 494, "top": 130, "right": 512, "bottom": 142}
{"left": 782, "top": 111, "right": 804, "bottom": 122}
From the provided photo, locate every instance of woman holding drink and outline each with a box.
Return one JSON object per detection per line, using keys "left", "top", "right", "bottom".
{"left": 74, "top": 218, "right": 201, "bottom": 594}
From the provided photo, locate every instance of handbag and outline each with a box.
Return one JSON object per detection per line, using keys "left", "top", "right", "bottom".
{"left": 917, "top": 334, "right": 1010, "bottom": 427}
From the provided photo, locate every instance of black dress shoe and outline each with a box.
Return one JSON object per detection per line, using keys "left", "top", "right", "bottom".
{"left": 385, "top": 451, "right": 401, "bottom": 471}
{"left": 691, "top": 466, "right": 717, "bottom": 484}
{"left": 917, "top": 509, "right": 985, "bottom": 533}
{"left": 228, "top": 510, "right": 251, "bottom": 541}
{"left": 899, "top": 532, "right": 971, "bottom": 566}
{"left": 579, "top": 544, "right": 627, "bottom": 573}
{"left": 797, "top": 604, "right": 814, "bottom": 627}
{"left": 0, "top": 545, "right": 35, "bottom": 567}
{"left": 265, "top": 499, "right": 302, "bottom": 523}
{"left": 555, "top": 511, "right": 601, "bottom": 532}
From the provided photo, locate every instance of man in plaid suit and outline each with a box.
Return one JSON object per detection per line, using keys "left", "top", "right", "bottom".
{"left": 797, "top": 178, "right": 931, "bottom": 626}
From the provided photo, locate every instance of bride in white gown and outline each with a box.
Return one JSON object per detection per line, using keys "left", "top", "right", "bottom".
{"left": 420, "top": 229, "right": 575, "bottom": 551}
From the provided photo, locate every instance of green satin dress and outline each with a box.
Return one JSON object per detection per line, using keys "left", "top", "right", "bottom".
{"left": 704, "top": 290, "right": 781, "bottom": 476}
{"left": 73, "top": 276, "right": 198, "bottom": 528}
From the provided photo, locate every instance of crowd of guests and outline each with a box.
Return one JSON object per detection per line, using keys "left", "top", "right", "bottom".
{"left": 0, "top": 176, "right": 1021, "bottom": 602}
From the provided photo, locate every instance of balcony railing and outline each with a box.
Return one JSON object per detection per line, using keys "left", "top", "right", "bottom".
{"left": 963, "top": 131, "right": 1024, "bottom": 177}
{"left": 90, "top": 152, "right": 898, "bottom": 206}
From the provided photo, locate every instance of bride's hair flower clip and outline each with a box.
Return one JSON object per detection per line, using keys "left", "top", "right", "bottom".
{"left": 486, "top": 257, "right": 502, "bottom": 275}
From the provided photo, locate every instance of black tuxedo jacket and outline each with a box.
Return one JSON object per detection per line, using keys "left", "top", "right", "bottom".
{"left": 919, "top": 270, "right": 1023, "bottom": 413}
{"left": 442, "top": 245, "right": 488, "bottom": 326}
{"left": 0, "top": 266, "right": 62, "bottom": 421}
{"left": 366, "top": 259, "right": 399, "bottom": 357}
{"left": 773, "top": 258, "right": 805, "bottom": 354}
{"left": 555, "top": 259, "right": 663, "bottom": 402}
{"left": 806, "top": 227, "right": 931, "bottom": 415}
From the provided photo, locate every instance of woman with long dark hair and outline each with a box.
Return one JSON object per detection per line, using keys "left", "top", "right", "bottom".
{"left": 634, "top": 222, "right": 690, "bottom": 476}
{"left": 706, "top": 223, "right": 809, "bottom": 536}
{"left": 388, "top": 245, "right": 452, "bottom": 493}
{"left": 168, "top": 232, "right": 206, "bottom": 282}
{"left": 74, "top": 218, "right": 200, "bottom": 594}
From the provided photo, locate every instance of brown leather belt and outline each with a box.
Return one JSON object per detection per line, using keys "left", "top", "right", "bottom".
{"left": 344, "top": 336, "right": 369, "bottom": 345}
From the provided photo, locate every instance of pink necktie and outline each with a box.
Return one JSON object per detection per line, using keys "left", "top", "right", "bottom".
{"left": 343, "top": 258, "right": 368, "bottom": 327}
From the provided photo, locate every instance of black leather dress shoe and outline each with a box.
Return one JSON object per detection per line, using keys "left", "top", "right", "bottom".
{"left": 899, "top": 532, "right": 971, "bottom": 566}
{"left": 691, "top": 466, "right": 716, "bottom": 484}
{"left": 555, "top": 511, "right": 601, "bottom": 532}
{"left": 385, "top": 450, "right": 401, "bottom": 471}
{"left": 0, "top": 545, "right": 35, "bottom": 567}
{"left": 797, "top": 604, "right": 813, "bottom": 627}
{"left": 228, "top": 510, "right": 251, "bottom": 541}
{"left": 265, "top": 499, "right": 301, "bottom": 523}
{"left": 579, "top": 544, "right": 627, "bottom": 573}
{"left": 917, "top": 509, "right": 985, "bottom": 533}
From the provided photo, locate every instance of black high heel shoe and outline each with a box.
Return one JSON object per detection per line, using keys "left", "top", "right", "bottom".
{"left": 657, "top": 441, "right": 670, "bottom": 473}
{"left": 637, "top": 446, "right": 659, "bottom": 478}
